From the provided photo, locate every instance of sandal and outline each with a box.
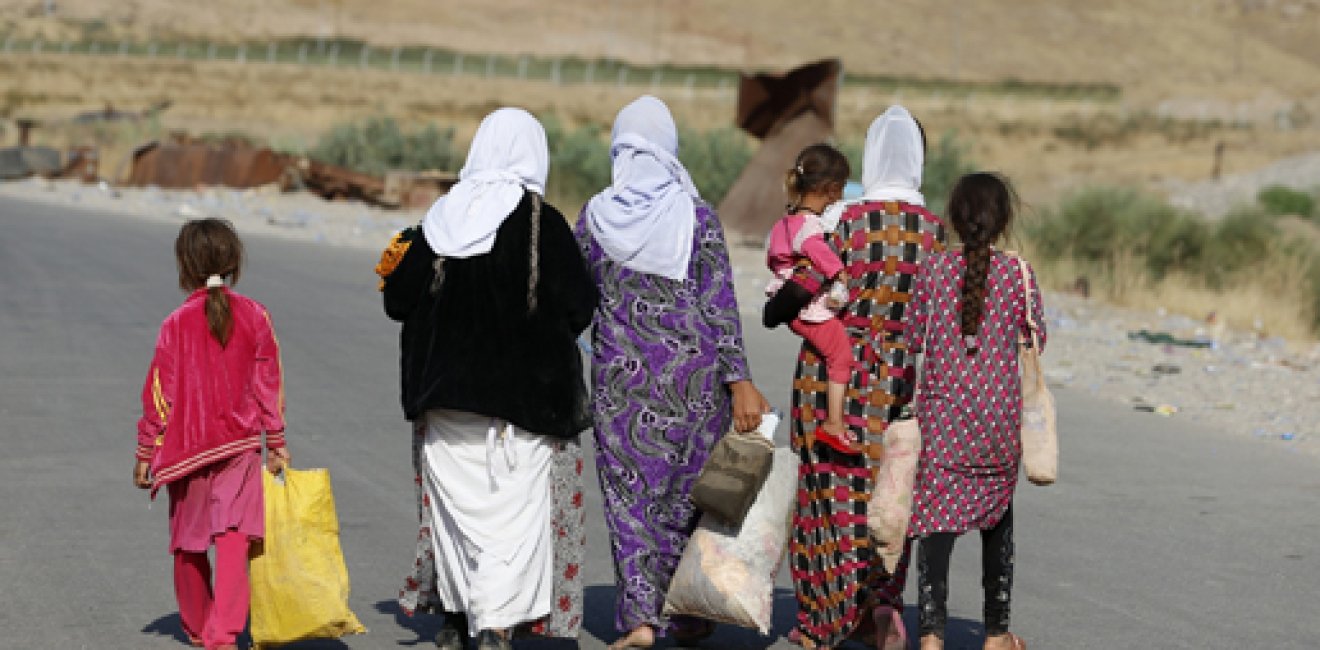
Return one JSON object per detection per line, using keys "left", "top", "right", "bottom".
{"left": 813, "top": 425, "right": 865, "bottom": 456}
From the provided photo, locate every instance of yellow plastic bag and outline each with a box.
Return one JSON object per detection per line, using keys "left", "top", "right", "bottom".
{"left": 249, "top": 468, "right": 366, "bottom": 649}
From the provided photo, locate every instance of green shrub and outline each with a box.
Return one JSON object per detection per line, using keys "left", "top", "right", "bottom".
{"left": 1199, "top": 208, "right": 1279, "bottom": 286}
{"left": 1025, "top": 187, "right": 1208, "bottom": 280}
{"left": 1257, "top": 185, "right": 1315, "bottom": 218}
{"left": 923, "top": 131, "right": 976, "bottom": 216}
{"left": 310, "top": 116, "right": 457, "bottom": 176}
{"left": 1027, "top": 186, "right": 1296, "bottom": 286}
{"left": 1026, "top": 183, "right": 1320, "bottom": 335}
{"left": 679, "top": 126, "right": 753, "bottom": 206}
{"left": 540, "top": 115, "right": 611, "bottom": 212}
{"left": 538, "top": 119, "right": 754, "bottom": 213}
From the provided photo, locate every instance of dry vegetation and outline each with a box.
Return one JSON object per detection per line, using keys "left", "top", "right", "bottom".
{"left": 6, "top": 0, "right": 1320, "bottom": 94}
{"left": 4, "top": 0, "right": 1320, "bottom": 203}
{"left": 5, "top": 51, "right": 1320, "bottom": 209}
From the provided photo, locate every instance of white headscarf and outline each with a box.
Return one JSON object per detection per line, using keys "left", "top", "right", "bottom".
{"left": 585, "top": 95, "right": 701, "bottom": 281}
{"left": 861, "top": 105, "right": 926, "bottom": 206}
{"left": 422, "top": 108, "right": 549, "bottom": 258}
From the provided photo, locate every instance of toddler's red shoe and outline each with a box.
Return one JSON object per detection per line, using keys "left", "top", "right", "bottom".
{"left": 814, "top": 425, "right": 864, "bottom": 456}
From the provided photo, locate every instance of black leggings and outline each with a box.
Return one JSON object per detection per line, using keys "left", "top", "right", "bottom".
{"left": 917, "top": 505, "right": 1015, "bottom": 638}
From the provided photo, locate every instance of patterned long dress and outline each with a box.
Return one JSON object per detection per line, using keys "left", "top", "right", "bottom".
{"left": 575, "top": 203, "right": 751, "bottom": 634}
{"left": 790, "top": 200, "right": 944, "bottom": 648}
{"left": 904, "top": 251, "right": 1046, "bottom": 536}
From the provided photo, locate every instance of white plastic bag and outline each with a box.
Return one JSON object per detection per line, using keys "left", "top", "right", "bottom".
{"left": 663, "top": 448, "right": 799, "bottom": 634}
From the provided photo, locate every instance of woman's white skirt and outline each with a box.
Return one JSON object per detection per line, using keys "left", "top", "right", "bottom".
{"left": 422, "top": 408, "right": 554, "bottom": 631}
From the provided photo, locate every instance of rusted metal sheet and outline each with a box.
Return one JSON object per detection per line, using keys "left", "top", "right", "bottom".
{"left": 125, "top": 136, "right": 452, "bottom": 209}
{"left": 719, "top": 59, "right": 843, "bottom": 237}
{"left": 126, "top": 141, "right": 289, "bottom": 189}
{"left": 734, "top": 59, "right": 841, "bottom": 139}
{"left": 718, "top": 111, "right": 834, "bottom": 239}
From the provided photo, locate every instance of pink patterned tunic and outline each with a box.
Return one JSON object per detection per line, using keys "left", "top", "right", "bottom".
{"left": 904, "top": 250, "right": 1046, "bottom": 536}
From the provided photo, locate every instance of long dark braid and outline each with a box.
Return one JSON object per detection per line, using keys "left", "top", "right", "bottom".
{"left": 527, "top": 190, "right": 542, "bottom": 314}
{"left": 946, "top": 172, "right": 1016, "bottom": 353}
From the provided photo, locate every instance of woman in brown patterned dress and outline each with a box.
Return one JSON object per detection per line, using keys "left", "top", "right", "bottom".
{"left": 787, "top": 105, "right": 946, "bottom": 650}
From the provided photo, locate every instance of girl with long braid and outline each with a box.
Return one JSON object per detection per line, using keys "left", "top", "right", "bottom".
{"left": 904, "top": 172, "right": 1046, "bottom": 650}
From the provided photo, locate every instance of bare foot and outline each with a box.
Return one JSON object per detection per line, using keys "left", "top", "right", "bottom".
{"left": 608, "top": 625, "right": 656, "bottom": 650}
{"left": 983, "top": 632, "right": 1026, "bottom": 650}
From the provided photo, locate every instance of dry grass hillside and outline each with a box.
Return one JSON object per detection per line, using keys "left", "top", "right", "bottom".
{"left": 3, "top": 0, "right": 1320, "bottom": 206}
{"left": 6, "top": 0, "right": 1320, "bottom": 99}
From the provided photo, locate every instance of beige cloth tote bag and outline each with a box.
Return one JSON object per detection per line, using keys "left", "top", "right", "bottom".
{"left": 1014, "top": 256, "right": 1057, "bottom": 486}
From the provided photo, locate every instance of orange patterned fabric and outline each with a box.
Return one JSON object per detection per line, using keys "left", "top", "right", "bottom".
{"left": 374, "top": 230, "right": 414, "bottom": 291}
{"left": 789, "top": 200, "right": 945, "bottom": 648}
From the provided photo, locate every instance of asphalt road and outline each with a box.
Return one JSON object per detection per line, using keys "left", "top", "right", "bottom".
{"left": 2, "top": 197, "right": 1318, "bottom": 650}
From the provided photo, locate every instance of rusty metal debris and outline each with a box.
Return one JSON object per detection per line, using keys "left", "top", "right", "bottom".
{"left": 733, "top": 59, "right": 841, "bottom": 140}
{"left": 124, "top": 136, "right": 452, "bottom": 209}
{"left": 718, "top": 59, "right": 842, "bottom": 238}
{"left": 0, "top": 101, "right": 168, "bottom": 182}
{"left": 383, "top": 170, "right": 458, "bottom": 209}
{"left": 289, "top": 157, "right": 385, "bottom": 204}
{"left": 7, "top": 101, "right": 450, "bottom": 209}
{"left": 126, "top": 138, "right": 289, "bottom": 189}
{"left": 0, "top": 146, "right": 99, "bottom": 181}
{"left": 0, "top": 146, "right": 63, "bottom": 180}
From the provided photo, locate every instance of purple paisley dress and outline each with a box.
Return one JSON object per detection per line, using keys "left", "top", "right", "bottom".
{"left": 575, "top": 203, "right": 751, "bottom": 634}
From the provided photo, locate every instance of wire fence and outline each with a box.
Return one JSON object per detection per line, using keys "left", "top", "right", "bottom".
{"left": 0, "top": 35, "right": 1121, "bottom": 101}
{"left": 0, "top": 36, "right": 750, "bottom": 97}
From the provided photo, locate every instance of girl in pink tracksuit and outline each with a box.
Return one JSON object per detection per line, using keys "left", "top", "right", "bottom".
{"left": 765, "top": 144, "right": 860, "bottom": 455}
{"left": 134, "top": 218, "right": 290, "bottom": 650}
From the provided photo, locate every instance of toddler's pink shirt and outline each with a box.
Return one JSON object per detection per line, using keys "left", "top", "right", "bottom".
{"left": 766, "top": 211, "right": 845, "bottom": 323}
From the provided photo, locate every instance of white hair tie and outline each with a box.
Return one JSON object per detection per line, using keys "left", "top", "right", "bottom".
{"left": 205, "top": 274, "right": 225, "bottom": 288}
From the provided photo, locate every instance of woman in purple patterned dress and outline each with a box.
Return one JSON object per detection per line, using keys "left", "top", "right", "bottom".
{"left": 905, "top": 173, "right": 1044, "bottom": 650}
{"left": 575, "top": 95, "right": 771, "bottom": 650}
